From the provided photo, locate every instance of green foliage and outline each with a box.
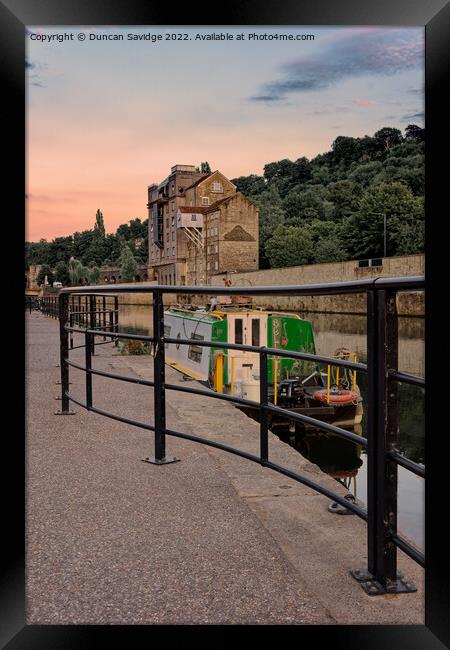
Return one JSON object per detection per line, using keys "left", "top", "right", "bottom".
{"left": 36, "top": 264, "right": 55, "bottom": 286}
{"left": 346, "top": 182, "right": 424, "bottom": 259}
{"left": 373, "top": 127, "right": 404, "bottom": 151}
{"left": 68, "top": 258, "right": 87, "bottom": 286}
{"left": 265, "top": 225, "right": 313, "bottom": 268}
{"left": 249, "top": 185, "right": 286, "bottom": 268}
{"left": 94, "top": 209, "right": 106, "bottom": 236}
{"left": 118, "top": 241, "right": 139, "bottom": 282}
{"left": 200, "top": 161, "right": 212, "bottom": 174}
{"left": 87, "top": 266, "right": 100, "bottom": 285}
{"left": 25, "top": 125, "right": 424, "bottom": 275}
{"left": 26, "top": 210, "right": 148, "bottom": 281}
{"left": 234, "top": 124, "right": 425, "bottom": 266}
{"left": 231, "top": 174, "right": 266, "bottom": 196}
{"left": 405, "top": 124, "right": 425, "bottom": 142}
{"left": 54, "top": 261, "right": 70, "bottom": 286}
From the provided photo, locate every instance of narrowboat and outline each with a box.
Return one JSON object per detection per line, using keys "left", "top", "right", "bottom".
{"left": 163, "top": 304, "right": 363, "bottom": 430}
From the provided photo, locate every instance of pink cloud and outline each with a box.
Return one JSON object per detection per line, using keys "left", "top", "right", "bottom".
{"left": 352, "top": 99, "right": 378, "bottom": 107}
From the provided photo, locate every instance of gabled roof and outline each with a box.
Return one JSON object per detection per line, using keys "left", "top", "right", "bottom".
{"left": 177, "top": 206, "right": 208, "bottom": 213}
{"left": 204, "top": 195, "right": 235, "bottom": 212}
{"left": 182, "top": 175, "right": 211, "bottom": 192}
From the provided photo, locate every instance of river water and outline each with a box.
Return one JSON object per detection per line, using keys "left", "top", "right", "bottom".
{"left": 118, "top": 305, "right": 425, "bottom": 551}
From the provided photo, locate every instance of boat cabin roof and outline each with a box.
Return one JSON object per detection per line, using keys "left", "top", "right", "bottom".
{"left": 166, "top": 306, "right": 302, "bottom": 321}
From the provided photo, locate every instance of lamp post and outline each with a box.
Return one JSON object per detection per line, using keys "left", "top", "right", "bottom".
{"left": 370, "top": 212, "right": 387, "bottom": 258}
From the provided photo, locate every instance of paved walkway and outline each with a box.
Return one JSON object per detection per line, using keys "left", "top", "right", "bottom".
{"left": 26, "top": 313, "right": 424, "bottom": 625}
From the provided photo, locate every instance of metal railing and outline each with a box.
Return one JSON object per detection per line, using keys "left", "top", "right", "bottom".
{"left": 50, "top": 276, "right": 425, "bottom": 596}
{"left": 41, "top": 295, "right": 59, "bottom": 318}
{"left": 25, "top": 296, "right": 41, "bottom": 313}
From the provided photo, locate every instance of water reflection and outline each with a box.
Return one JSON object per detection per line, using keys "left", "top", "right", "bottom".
{"left": 278, "top": 429, "right": 363, "bottom": 479}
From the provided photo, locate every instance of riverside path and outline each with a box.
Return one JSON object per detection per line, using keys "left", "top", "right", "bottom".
{"left": 26, "top": 312, "right": 424, "bottom": 625}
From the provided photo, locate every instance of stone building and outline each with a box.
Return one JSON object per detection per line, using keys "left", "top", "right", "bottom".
{"left": 147, "top": 165, "right": 259, "bottom": 285}
{"left": 25, "top": 264, "right": 43, "bottom": 294}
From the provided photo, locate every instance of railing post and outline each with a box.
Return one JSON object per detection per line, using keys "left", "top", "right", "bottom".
{"left": 114, "top": 296, "right": 119, "bottom": 346}
{"left": 85, "top": 330, "right": 93, "bottom": 409}
{"left": 54, "top": 293, "right": 76, "bottom": 415}
{"left": 351, "top": 288, "right": 415, "bottom": 594}
{"left": 102, "top": 296, "right": 107, "bottom": 340}
{"left": 259, "top": 349, "right": 269, "bottom": 463}
{"left": 69, "top": 310, "right": 74, "bottom": 350}
{"left": 89, "top": 294, "right": 96, "bottom": 355}
{"left": 143, "top": 289, "right": 179, "bottom": 465}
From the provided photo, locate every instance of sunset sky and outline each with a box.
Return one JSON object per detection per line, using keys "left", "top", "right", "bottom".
{"left": 26, "top": 26, "right": 424, "bottom": 241}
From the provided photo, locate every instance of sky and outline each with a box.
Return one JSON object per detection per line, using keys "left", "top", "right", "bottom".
{"left": 26, "top": 26, "right": 424, "bottom": 241}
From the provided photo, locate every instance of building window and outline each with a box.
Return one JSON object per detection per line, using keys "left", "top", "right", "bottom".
{"left": 172, "top": 231, "right": 175, "bottom": 241}
{"left": 172, "top": 246, "right": 175, "bottom": 256}
{"left": 211, "top": 181, "right": 223, "bottom": 193}
{"left": 214, "top": 261, "right": 218, "bottom": 270}
{"left": 171, "top": 201, "right": 175, "bottom": 212}
{"left": 162, "top": 250, "right": 165, "bottom": 258}
{"left": 207, "top": 262, "right": 211, "bottom": 270}
{"left": 191, "top": 214, "right": 197, "bottom": 221}
{"left": 172, "top": 217, "right": 175, "bottom": 226}
{"left": 201, "top": 196, "right": 209, "bottom": 205}
{"left": 188, "top": 333, "right": 204, "bottom": 363}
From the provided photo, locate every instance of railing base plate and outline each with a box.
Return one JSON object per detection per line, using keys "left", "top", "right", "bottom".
{"left": 54, "top": 410, "right": 77, "bottom": 415}
{"left": 350, "top": 569, "right": 417, "bottom": 595}
{"left": 142, "top": 456, "right": 180, "bottom": 465}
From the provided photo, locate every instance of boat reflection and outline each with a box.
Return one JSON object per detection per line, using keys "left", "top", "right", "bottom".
{"left": 277, "top": 425, "right": 364, "bottom": 499}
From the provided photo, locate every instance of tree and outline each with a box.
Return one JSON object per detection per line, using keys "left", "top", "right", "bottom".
{"left": 86, "top": 209, "right": 107, "bottom": 264}
{"left": 313, "top": 235, "right": 347, "bottom": 263}
{"left": 304, "top": 220, "right": 348, "bottom": 263}
{"left": 331, "top": 136, "right": 360, "bottom": 165}
{"left": 347, "top": 182, "right": 424, "bottom": 259}
{"left": 68, "top": 258, "right": 84, "bottom": 286}
{"left": 231, "top": 174, "right": 266, "bottom": 196}
{"left": 405, "top": 124, "right": 425, "bottom": 143}
{"left": 54, "top": 261, "right": 70, "bottom": 286}
{"left": 373, "top": 127, "right": 403, "bottom": 151}
{"left": 200, "top": 161, "right": 212, "bottom": 174}
{"left": 36, "top": 264, "right": 55, "bottom": 286}
{"left": 265, "top": 225, "right": 313, "bottom": 268}
{"left": 283, "top": 187, "right": 326, "bottom": 226}
{"left": 48, "top": 236, "right": 73, "bottom": 266}
{"left": 87, "top": 266, "right": 100, "bottom": 285}
{"left": 25, "top": 239, "right": 51, "bottom": 267}
{"left": 119, "top": 242, "right": 138, "bottom": 282}
{"left": 326, "top": 180, "right": 363, "bottom": 221}
{"left": 348, "top": 161, "right": 383, "bottom": 188}
{"left": 94, "top": 209, "right": 106, "bottom": 236}
{"left": 73, "top": 230, "right": 95, "bottom": 264}
{"left": 249, "top": 185, "right": 285, "bottom": 268}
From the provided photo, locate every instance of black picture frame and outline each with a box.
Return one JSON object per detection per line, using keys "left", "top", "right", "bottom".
{"left": 3, "top": 0, "right": 448, "bottom": 646}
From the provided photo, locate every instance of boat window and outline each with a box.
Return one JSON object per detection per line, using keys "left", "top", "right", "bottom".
{"left": 188, "top": 333, "right": 204, "bottom": 363}
{"left": 251, "top": 319, "right": 260, "bottom": 347}
{"left": 235, "top": 319, "right": 243, "bottom": 345}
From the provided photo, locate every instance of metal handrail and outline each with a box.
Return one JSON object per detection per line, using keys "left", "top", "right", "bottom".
{"left": 49, "top": 275, "right": 425, "bottom": 596}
